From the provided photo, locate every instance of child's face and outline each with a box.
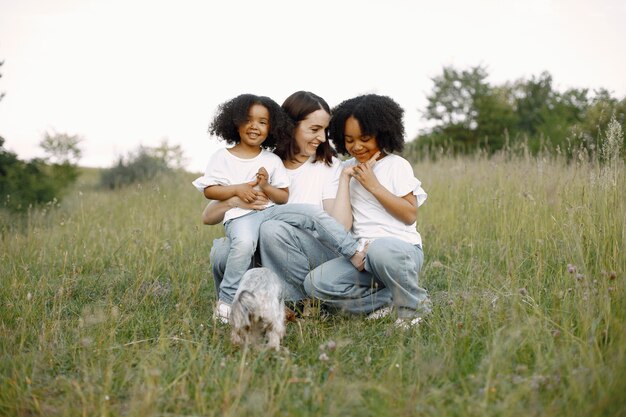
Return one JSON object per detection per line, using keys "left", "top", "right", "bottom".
{"left": 238, "top": 104, "right": 270, "bottom": 148}
{"left": 294, "top": 109, "right": 330, "bottom": 158}
{"left": 344, "top": 116, "right": 381, "bottom": 163}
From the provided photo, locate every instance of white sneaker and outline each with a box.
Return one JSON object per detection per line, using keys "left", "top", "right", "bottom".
{"left": 213, "top": 300, "right": 231, "bottom": 324}
{"left": 366, "top": 306, "right": 392, "bottom": 320}
{"left": 394, "top": 316, "right": 423, "bottom": 329}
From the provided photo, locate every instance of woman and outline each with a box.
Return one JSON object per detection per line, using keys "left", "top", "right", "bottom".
{"left": 202, "top": 91, "right": 360, "bottom": 320}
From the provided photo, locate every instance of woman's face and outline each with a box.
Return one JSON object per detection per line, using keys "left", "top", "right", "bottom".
{"left": 344, "top": 116, "right": 381, "bottom": 163}
{"left": 294, "top": 109, "right": 330, "bottom": 158}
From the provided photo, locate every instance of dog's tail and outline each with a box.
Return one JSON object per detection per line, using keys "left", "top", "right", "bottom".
{"left": 231, "top": 290, "right": 257, "bottom": 328}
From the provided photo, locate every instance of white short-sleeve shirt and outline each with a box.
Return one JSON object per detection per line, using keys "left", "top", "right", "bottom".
{"left": 192, "top": 148, "right": 290, "bottom": 222}
{"left": 343, "top": 154, "right": 427, "bottom": 246}
{"left": 285, "top": 156, "right": 342, "bottom": 208}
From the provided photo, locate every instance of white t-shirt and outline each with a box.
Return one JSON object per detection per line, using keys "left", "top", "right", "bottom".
{"left": 343, "top": 154, "right": 427, "bottom": 246}
{"left": 192, "top": 148, "right": 290, "bottom": 223}
{"left": 286, "top": 156, "right": 342, "bottom": 208}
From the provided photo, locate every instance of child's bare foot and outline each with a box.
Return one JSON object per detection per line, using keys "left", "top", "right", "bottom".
{"left": 350, "top": 241, "right": 370, "bottom": 271}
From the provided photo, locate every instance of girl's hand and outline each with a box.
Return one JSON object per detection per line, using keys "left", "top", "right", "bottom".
{"left": 350, "top": 151, "right": 382, "bottom": 192}
{"left": 342, "top": 151, "right": 380, "bottom": 180}
{"left": 234, "top": 182, "right": 259, "bottom": 203}
{"left": 256, "top": 167, "right": 269, "bottom": 188}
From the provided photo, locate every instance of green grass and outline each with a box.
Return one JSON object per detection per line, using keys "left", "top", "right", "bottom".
{"left": 1, "top": 155, "right": 624, "bottom": 416}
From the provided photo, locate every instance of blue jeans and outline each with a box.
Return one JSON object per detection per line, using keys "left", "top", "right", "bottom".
{"left": 303, "top": 237, "right": 432, "bottom": 318}
{"left": 259, "top": 220, "right": 341, "bottom": 301}
{"left": 211, "top": 204, "right": 359, "bottom": 303}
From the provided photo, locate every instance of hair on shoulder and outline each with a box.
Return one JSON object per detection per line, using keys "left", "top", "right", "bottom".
{"left": 329, "top": 94, "right": 405, "bottom": 155}
{"left": 274, "top": 91, "right": 337, "bottom": 166}
{"left": 208, "top": 94, "right": 293, "bottom": 150}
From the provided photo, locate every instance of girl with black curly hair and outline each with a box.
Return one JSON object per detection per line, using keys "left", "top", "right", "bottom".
{"left": 195, "top": 93, "right": 367, "bottom": 324}
{"left": 304, "top": 94, "right": 432, "bottom": 328}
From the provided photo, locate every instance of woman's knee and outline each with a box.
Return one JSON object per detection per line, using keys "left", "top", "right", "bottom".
{"left": 259, "top": 220, "right": 293, "bottom": 243}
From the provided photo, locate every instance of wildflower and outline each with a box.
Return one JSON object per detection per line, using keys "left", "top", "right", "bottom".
{"left": 319, "top": 353, "right": 329, "bottom": 362}
{"left": 567, "top": 264, "right": 576, "bottom": 274}
{"left": 26, "top": 292, "right": 32, "bottom": 301}
{"left": 518, "top": 288, "right": 528, "bottom": 296}
{"left": 576, "top": 273, "right": 584, "bottom": 281}
{"left": 431, "top": 260, "right": 444, "bottom": 269}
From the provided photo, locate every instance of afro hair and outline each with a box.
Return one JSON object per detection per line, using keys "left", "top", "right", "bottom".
{"left": 329, "top": 94, "right": 405, "bottom": 156}
{"left": 208, "top": 94, "right": 293, "bottom": 150}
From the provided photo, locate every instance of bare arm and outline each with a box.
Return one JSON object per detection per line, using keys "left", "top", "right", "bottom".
{"left": 201, "top": 195, "right": 269, "bottom": 225}
{"left": 256, "top": 167, "right": 289, "bottom": 204}
{"left": 203, "top": 182, "right": 258, "bottom": 203}
{"left": 325, "top": 152, "right": 380, "bottom": 229}
{"left": 324, "top": 168, "right": 353, "bottom": 230}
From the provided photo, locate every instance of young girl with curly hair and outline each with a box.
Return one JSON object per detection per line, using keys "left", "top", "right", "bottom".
{"left": 304, "top": 94, "right": 432, "bottom": 328}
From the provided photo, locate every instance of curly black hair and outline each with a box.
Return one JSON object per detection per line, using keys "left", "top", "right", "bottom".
{"left": 274, "top": 91, "right": 337, "bottom": 166}
{"left": 208, "top": 94, "right": 293, "bottom": 150}
{"left": 329, "top": 94, "right": 405, "bottom": 156}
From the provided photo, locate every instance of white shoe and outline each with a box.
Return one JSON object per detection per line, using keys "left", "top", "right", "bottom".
{"left": 394, "top": 316, "right": 423, "bottom": 329}
{"left": 366, "top": 306, "right": 392, "bottom": 320}
{"left": 213, "top": 300, "right": 231, "bottom": 324}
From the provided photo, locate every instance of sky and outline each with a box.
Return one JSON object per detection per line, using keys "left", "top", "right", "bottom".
{"left": 1, "top": 0, "right": 625, "bottom": 173}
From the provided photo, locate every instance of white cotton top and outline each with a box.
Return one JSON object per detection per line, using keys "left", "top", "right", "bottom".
{"left": 192, "top": 148, "right": 290, "bottom": 223}
{"left": 343, "top": 153, "right": 427, "bottom": 246}
{"left": 286, "top": 156, "right": 342, "bottom": 208}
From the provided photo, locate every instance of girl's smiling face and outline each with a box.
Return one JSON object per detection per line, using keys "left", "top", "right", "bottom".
{"left": 238, "top": 104, "right": 270, "bottom": 149}
{"left": 294, "top": 109, "right": 330, "bottom": 158}
{"left": 344, "top": 116, "right": 381, "bottom": 163}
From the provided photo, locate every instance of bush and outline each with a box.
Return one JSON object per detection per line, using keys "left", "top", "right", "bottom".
{"left": 0, "top": 138, "right": 77, "bottom": 212}
{"left": 99, "top": 146, "right": 172, "bottom": 189}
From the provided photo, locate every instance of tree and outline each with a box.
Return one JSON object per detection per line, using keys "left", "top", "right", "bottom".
{"left": 39, "top": 131, "right": 83, "bottom": 164}
{"left": 421, "top": 65, "right": 517, "bottom": 152}
{"left": 424, "top": 65, "right": 491, "bottom": 131}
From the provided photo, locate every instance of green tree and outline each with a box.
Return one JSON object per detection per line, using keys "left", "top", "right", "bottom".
{"left": 40, "top": 131, "right": 83, "bottom": 164}
{"left": 420, "top": 65, "right": 517, "bottom": 153}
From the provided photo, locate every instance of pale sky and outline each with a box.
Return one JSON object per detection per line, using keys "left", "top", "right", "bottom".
{"left": 1, "top": 0, "right": 625, "bottom": 173}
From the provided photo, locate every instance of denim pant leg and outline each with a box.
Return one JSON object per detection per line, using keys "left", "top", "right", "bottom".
{"left": 209, "top": 237, "right": 230, "bottom": 296}
{"left": 221, "top": 211, "right": 264, "bottom": 303}
{"left": 303, "top": 257, "right": 392, "bottom": 314}
{"left": 259, "top": 220, "right": 341, "bottom": 302}
{"left": 265, "top": 204, "right": 359, "bottom": 258}
{"left": 365, "top": 237, "right": 432, "bottom": 318}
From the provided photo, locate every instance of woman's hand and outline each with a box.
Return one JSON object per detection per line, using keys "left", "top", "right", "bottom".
{"left": 228, "top": 193, "right": 269, "bottom": 211}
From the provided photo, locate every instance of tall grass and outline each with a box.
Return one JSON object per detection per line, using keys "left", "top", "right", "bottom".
{"left": 1, "top": 150, "right": 624, "bottom": 416}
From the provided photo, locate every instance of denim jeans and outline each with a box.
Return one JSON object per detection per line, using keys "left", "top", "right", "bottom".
{"left": 211, "top": 204, "right": 359, "bottom": 303}
{"left": 259, "top": 220, "right": 341, "bottom": 301}
{"left": 303, "top": 237, "right": 432, "bottom": 318}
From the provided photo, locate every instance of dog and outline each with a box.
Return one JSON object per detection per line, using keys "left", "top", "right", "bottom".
{"left": 230, "top": 267, "right": 286, "bottom": 351}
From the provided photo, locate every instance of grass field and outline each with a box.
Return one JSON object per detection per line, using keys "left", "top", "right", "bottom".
{"left": 1, "top": 152, "right": 624, "bottom": 416}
